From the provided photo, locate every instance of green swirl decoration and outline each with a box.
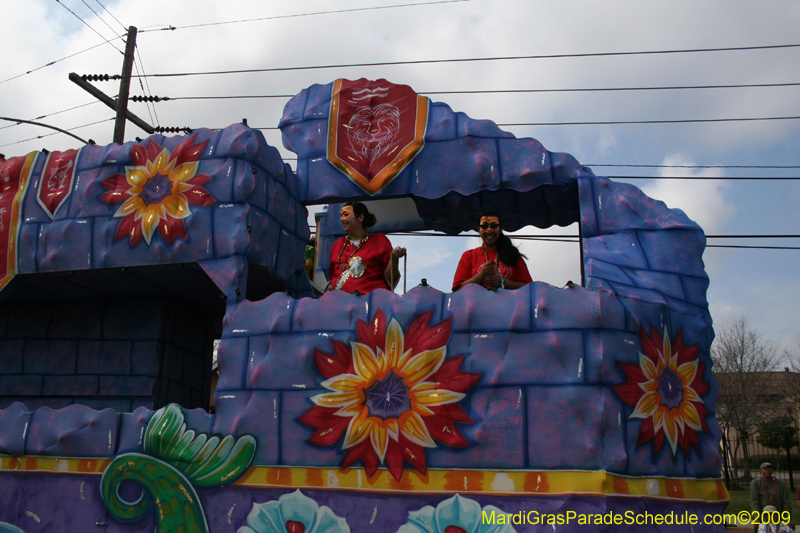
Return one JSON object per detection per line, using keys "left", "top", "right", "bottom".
{"left": 101, "top": 404, "right": 257, "bottom": 533}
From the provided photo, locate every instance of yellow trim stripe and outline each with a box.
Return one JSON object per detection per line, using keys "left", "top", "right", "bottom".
{"left": 1, "top": 456, "right": 728, "bottom": 503}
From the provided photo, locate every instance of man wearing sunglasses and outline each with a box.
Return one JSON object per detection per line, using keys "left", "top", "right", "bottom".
{"left": 452, "top": 210, "right": 532, "bottom": 291}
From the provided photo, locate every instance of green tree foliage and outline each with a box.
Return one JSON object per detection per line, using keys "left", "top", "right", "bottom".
{"left": 758, "top": 414, "right": 799, "bottom": 452}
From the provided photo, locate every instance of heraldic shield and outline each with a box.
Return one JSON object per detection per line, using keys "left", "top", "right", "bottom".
{"left": 327, "top": 78, "right": 429, "bottom": 195}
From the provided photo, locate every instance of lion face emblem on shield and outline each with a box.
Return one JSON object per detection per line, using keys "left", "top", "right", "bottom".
{"left": 346, "top": 103, "right": 401, "bottom": 165}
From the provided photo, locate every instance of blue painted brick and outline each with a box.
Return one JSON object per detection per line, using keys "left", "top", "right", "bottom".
{"left": 427, "top": 386, "right": 525, "bottom": 469}
{"left": 0, "top": 402, "right": 32, "bottom": 455}
{"left": 247, "top": 332, "right": 349, "bottom": 390}
{"left": 280, "top": 389, "right": 341, "bottom": 467}
{"left": 531, "top": 283, "right": 625, "bottom": 331}
{"left": 583, "top": 231, "right": 649, "bottom": 270}
{"left": 527, "top": 385, "right": 607, "bottom": 470}
{"left": 43, "top": 375, "right": 98, "bottom": 396}
{"left": 103, "top": 299, "right": 164, "bottom": 340}
{"left": 0, "top": 375, "right": 42, "bottom": 396}
{"left": 213, "top": 203, "right": 250, "bottom": 258}
{"left": 212, "top": 390, "right": 280, "bottom": 466}
{"left": 117, "top": 407, "right": 154, "bottom": 454}
{"left": 623, "top": 268, "right": 685, "bottom": 301}
{"left": 25, "top": 404, "right": 118, "bottom": 457}
{"left": 24, "top": 340, "right": 78, "bottom": 374}
{"left": 583, "top": 329, "right": 641, "bottom": 384}
{"left": 292, "top": 290, "right": 369, "bottom": 332}
{"left": 16, "top": 223, "right": 39, "bottom": 275}
{"left": 131, "top": 341, "right": 162, "bottom": 376}
{"left": 469, "top": 330, "right": 586, "bottom": 386}
{"left": 638, "top": 228, "right": 706, "bottom": 277}
{"left": 182, "top": 353, "right": 205, "bottom": 388}
{"left": 99, "top": 376, "right": 156, "bottom": 397}
{"left": 222, "top": 293, "right": 294, "bottom": 338}
{"left": 23, "top": 397, "right": 74, "bottom": 410}
{"left": 37, "top": 218, "right": 94, "bottom": 272}
{"left": 77, "top": 340, "right": 132, "bottom": 375}
{"left": 77, "top": 397, "right": 132, "bottom": 413}
{"left": 6, "top": 303, "right": 53, "bottom": 339}
{"left": 216, "top": 337, "right": 248, "bottom": 391}
{"left": 163, "top": 344, "right": 184, "bottom": 382}
{"left": 0, "top": 339, "right": 24, "bottom": 373}
{"left": 47, "top": 301, "right": 104, "bottom": 339}
{"left": 446, "top": 283, "right": 531, "bottom": 333}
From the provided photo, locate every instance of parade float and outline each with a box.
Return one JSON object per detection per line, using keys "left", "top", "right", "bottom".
{"left": 0, "top": 79, "right": 725, "bottom": 532}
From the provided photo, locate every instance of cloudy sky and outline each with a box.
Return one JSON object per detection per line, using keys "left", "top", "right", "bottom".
{"left": 1, "top": 0, "right": 798, "bottom": 356}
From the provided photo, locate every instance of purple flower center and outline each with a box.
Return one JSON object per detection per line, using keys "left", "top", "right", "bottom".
{"left": 140, "top": 174, "right": 173, "bottom": 206}
{"left": 658, "top": 367, "right": 684, "bottom": 409}
{"left": 364, "top": 371, "right": 411, "bottom": 420}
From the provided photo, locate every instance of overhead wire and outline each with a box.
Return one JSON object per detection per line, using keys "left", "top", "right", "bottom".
{"left": 388, "top": 231, "right": 800, "bottom": 250}
{"left": 92, "top": 0, "right": 127, "bottom": 31}
{"left": 130, "top": 43, "right": 800, "bottom": 79}
{"left": 54, "top": 0, "right": 125, "bottom": 55}
{"left": 0, "top": 101, "right": 100, "bottom": 131}
{"left": 0, "top": 117, "right": 114, "bottom": 148}
{"left": 139, "top": 0, "right": 471, "bottom": 32}
{"left": 586, "top": 164, "right": 800, "bottom": 169}
{"left": 0, "top": 40, "right": 115, "bottom": 85}
{"left": 147, "top": 81, "right": 800, "bottom": 101}
{"left": 78, "top": 0, "right": 120, "bottom": 36}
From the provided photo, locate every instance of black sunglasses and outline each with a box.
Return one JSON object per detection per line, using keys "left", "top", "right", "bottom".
{"left": 479, "top": 222, "right": 500, "bottom": 230}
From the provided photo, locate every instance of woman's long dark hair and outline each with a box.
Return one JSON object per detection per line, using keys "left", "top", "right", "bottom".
{"left": 344, "top": 201, "right": 377, "bottom": 229}
{"left": 479, "top": 210, "right": 526, "bottom": 267}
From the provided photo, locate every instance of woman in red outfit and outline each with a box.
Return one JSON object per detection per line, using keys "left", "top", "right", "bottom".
{"left": 452, "top": 210, "right": 532, "bottom": 291}
{"left": 329, "top": 201, "right": 406, "bottom": 294}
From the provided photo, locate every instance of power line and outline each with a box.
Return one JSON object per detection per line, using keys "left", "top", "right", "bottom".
{"left": 607, "top": 175, "right": 800, "bottom": 180}
{"left": 0, "top": 117, "right": 113, "bottom": 148}
{"left": 150, "top": 81, "right": 800, "bottom": 101}
{"left": 250, "top": 114, "right": 800, "bottom": 132}
{"left": 391, "top": 231, "right": 800, "bottom": 239}
{"left": 497, "top": 116, "right": 800, "bottom": 126}
{"left": 54, "top": 0, "right": 124, "bottom": 55}
{"left": 391, "top": 232, "right": 800, "bottom": 250}
{"left": 139, "top": 0, "right": 471, "bottom": 32}
{"left": 79, "top": 0, "right": 120, "bottom": 36}
{"left": 0, "top": 40, "right": 114, "bottom": 85}
{"left": 587, "top": 164, "right": 800, "bottom": 169}
{"left": 132, "top": 43, "right": 800, "bottom": 79}
{"left": 0, "top": 101, "right": 100, "bottom": 131}
{"left": 93, "top": 0, "right": 127, "bottom": 32}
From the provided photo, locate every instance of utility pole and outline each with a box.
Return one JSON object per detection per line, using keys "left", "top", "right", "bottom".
{"left": 114, "top": 26, "right": 138, "bottom": 144}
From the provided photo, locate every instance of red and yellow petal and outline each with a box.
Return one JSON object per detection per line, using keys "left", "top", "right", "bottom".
{"left": 677, "top": 359, "right": 698, "bottom": 387}
{"left": 383, "top": 318, "right": 406, "bottom": 371}
{"left": 343, "top": 411, "right": 374, "bottom": 449}
{"left": 399, "top": 411, "right": 436, "bottom": 448}
{"left": 679, "top": 401, "right": 703, "bottom": 431}
{"left": 162, "top": 193, "right": 191, "bottom": 219}
{"left": 631, "top": 391, "right": 660, "bottom": 419}
{"left": 370, "top": 424, "right": 389, "bottom": 461}
{"left": 311, "top": 390, "right": 361, "bottom": 410}
{"left": 321, "top": 374, "right": 367, "bottom": 393}
{"left": 170, "top": 161, "right": 199, "bottom": 184}
{"left": 116, "top": 196, "right": 145, "bottom": 218}
{"left": 410, "top": 386, "right": 465, "bottom": 407}
{"left": 399, "top": 347, "right": 445, "bottom": 385}
{"left": 351, "top": 342, "right": 380, "bottom": 380}
{"left": 639, "top": 353, "right": 658, "bottom": 381}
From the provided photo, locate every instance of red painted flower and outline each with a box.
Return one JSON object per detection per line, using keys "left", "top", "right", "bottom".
{"left": 298, "top": 309, "right": 481, "bottom": 481}
{"left": 100, "top": 134, "right": 215, "bottom": 246}
{"left": 613, "top": 326, "right": 710, "bottom": 455}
